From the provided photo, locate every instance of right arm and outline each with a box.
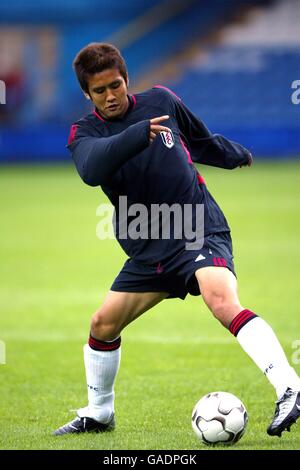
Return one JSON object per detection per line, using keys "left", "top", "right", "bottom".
{"left": 68, "top": 116, "right": 170, "bottom": 187}
{"left": 69, "top": 120, "right": 149, "bottom": 187}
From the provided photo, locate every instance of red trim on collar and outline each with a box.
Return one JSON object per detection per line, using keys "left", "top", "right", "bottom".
{"left": 130, "top": 94, "right": 137, "bottom": 108}
{"left": 93, "top": 110, "right": 106, "bottom": 122}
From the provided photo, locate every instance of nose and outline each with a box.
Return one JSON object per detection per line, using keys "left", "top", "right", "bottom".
{"left": 106, "top": 89, "right": 116, "bottom": 103}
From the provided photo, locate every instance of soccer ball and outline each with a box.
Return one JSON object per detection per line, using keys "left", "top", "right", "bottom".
{"left": 191, "top": 391, "right": 248, "bottom": 445}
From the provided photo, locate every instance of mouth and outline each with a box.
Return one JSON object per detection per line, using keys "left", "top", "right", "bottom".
{"left": 106, "top": 104, "right": 119, "bottom": 112}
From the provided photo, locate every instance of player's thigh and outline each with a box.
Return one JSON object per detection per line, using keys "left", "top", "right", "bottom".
{"left": 195, "top": 266, "right": 241, "bottom": 310}
{"left": 93, "top": 290, "right": 169, "bottom": 333}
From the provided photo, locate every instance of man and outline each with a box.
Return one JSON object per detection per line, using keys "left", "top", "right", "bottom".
{"left": 54, "top": 43, "right": 300, "bottom": 437}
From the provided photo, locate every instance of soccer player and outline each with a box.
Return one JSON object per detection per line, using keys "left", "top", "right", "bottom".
{"left": 54, "top": 43, "right": 300, "bottom": 437}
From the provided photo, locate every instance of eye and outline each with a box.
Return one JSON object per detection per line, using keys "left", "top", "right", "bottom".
{"left": 111, "top": 81, "right": 121, "bottom": 89}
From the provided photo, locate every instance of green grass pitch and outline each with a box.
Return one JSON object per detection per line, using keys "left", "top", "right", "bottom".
{"left": 0, "top": 161, "right": 300, "bottom": 450}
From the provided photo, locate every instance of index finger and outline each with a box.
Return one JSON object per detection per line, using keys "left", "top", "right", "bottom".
{"left": 151, "top": 125, "right": 171, "bottom": 133}
{"left": 150, "top": 115, "right": 170, "bottom": 124}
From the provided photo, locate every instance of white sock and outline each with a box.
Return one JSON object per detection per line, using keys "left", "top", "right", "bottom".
{"left": 236, "top": 316, "right": 300, "bottom": 398}
{"left": 77, "top": 343, "right": 121, "bottom": 423}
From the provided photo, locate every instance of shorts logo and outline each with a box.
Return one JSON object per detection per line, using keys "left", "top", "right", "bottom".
{"left": 195, "top": 253, "right": 206, "bottom": 262}
{"left": 160, "top": 130, "right": 174, "bottom": 149}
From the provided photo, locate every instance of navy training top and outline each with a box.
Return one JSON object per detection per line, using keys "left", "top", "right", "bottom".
{"left": 67, "top": 86, "right": 251, "bottom": 264}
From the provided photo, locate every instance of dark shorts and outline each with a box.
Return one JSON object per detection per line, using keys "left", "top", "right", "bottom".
{"left": 110, "top": 231, "right": 235, "bottom": 300}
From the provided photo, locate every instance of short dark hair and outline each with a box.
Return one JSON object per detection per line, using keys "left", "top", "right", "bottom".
{"left": 73, "top": 42, "right": 128, "bottom": 93}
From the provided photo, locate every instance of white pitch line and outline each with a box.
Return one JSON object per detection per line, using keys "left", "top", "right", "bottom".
{"left": 0, "top": 332, "right": 232, "bottom": 344}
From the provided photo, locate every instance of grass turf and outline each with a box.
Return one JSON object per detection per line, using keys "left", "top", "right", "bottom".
{"left": 0, "top": 161, "right": 300, "bottom": 450}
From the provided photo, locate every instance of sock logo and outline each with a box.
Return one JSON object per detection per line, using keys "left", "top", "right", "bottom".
{"left": 264, "top": 364, "right": 274, "bottom": 375}
{"left": 88, "top": 384, "right": 99, "bottom": 392}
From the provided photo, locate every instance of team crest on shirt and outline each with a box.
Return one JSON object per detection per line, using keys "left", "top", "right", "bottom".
{"left": 160, "top": 130, "right": 175, "bottom": 149}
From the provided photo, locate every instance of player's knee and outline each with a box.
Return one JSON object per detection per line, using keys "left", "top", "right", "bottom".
{"left": 90, "top": 310, "right": 120, "bottom": 341}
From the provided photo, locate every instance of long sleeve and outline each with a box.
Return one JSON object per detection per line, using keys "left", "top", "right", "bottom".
{"left": 68, "top": 120, "right": 150, "bottom": 186}
{"left": 173, "top": 94, "right": 252, "bottom": 169}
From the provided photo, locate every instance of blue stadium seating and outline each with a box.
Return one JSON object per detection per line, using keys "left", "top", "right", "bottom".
{"left": 169, "top": 46, "right": 300, "bottom": 156}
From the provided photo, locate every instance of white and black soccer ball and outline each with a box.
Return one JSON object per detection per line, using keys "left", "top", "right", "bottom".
{"left": 192, "top": 391, "right": 248, "bottom": 445}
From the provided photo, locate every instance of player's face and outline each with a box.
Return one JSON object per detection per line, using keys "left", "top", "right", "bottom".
{"left": 87, "top": 68, "right": 129, "bottom": 119}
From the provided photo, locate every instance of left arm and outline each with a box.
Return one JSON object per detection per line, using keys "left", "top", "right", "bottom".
{"left": 173, "top": 93, "right": 252, "bottom": 169}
